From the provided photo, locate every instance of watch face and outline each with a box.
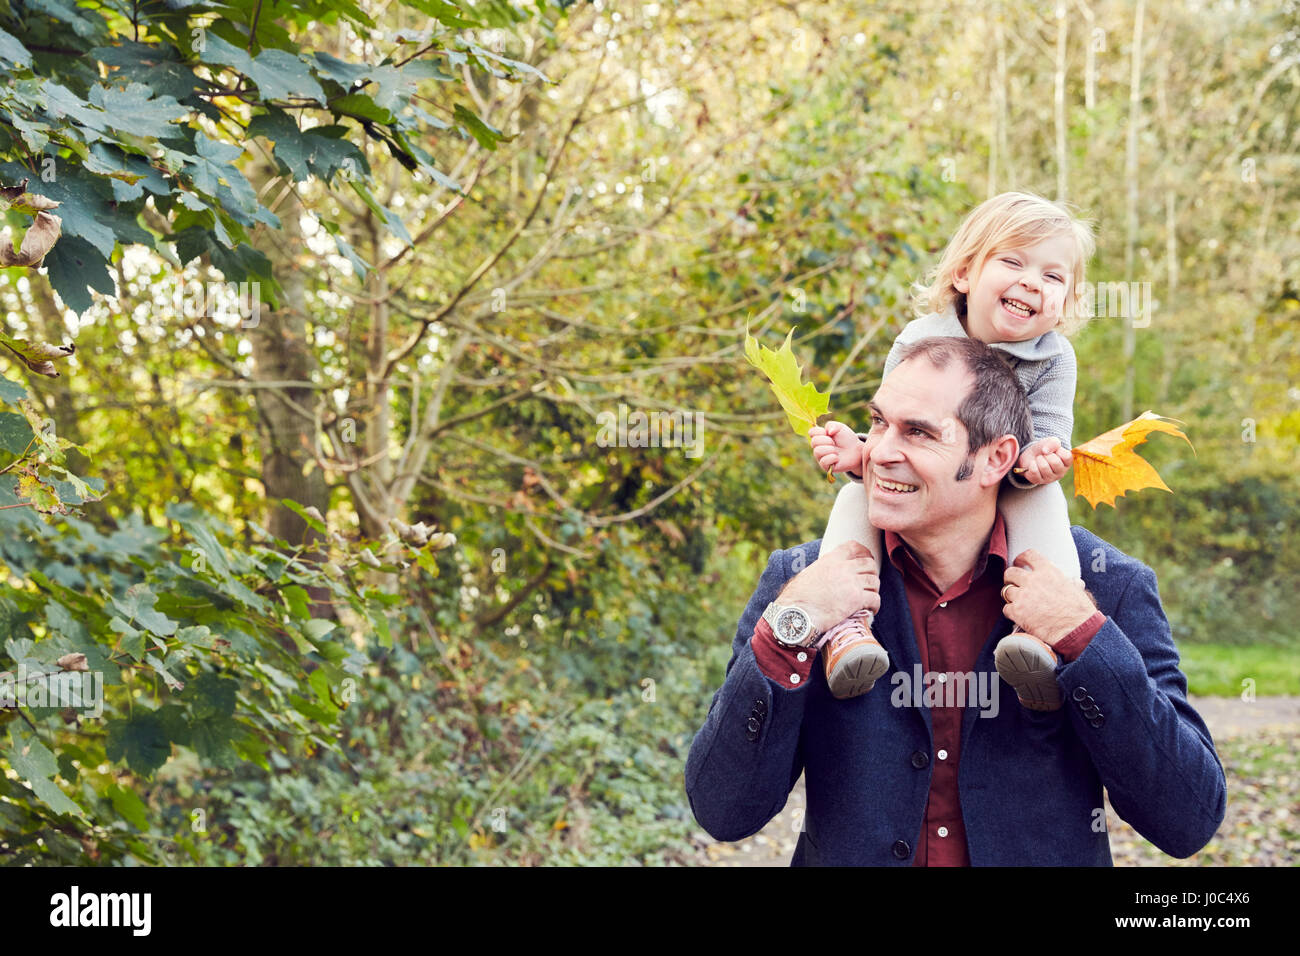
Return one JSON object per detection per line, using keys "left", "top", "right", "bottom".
{"left": 774, "top": 607, "right": 811, "bottom": 646}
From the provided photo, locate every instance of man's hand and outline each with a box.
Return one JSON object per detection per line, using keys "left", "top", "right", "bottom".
{"left": 808, "top": 420, "right": 866, "bottom": 474}
{"left": 777, "top": 540, "right": 880, "bottom": 634}
{"left": 1015, "top": 437, "right": 1072, "bottom": 485}
{"left": 1001, "top": 549, "right": 1097, "bottom": 646}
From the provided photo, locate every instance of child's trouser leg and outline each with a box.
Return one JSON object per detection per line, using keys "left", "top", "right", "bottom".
{"left": 819, "top": 479, "right": 883, "bottom": 569}
{"left": 994, "top": 481, "right": 1079, "bottom": 711}
{"left": 999, "top": 479, "right": 1081, "bottom": 577}
{"left": 817, "top": 480, "right": 889, "bottom": 700}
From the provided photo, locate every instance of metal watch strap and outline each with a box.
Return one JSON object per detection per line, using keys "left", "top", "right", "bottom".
{"left": 763, "top": 602, "right": 818, "bottom": 648}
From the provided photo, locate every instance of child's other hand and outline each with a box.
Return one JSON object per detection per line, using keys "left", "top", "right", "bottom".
{"left": 808, "top": 420, "right": 864, "bottom": 474}
{"left": 1016, "top": 437, "right": 1073, "bottom": 485}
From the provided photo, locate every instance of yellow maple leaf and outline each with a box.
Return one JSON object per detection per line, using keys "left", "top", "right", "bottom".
{"left": 744, "top": 323, "right": 835, "bottom": 481}
{"left": 744, "top": 323, "right": 830, "bottom": 435}
{"left": 1071, "top": 411, "right": 1195, "bottom": 509}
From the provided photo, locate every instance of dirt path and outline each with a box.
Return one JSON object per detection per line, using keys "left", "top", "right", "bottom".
{"left": 689, "top": 694, "right": 1300, "bottom": 867}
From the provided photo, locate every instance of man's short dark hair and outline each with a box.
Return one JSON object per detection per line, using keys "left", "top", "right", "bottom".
{"left": 892, "top": 337, "right": 1033, "bottom": 459}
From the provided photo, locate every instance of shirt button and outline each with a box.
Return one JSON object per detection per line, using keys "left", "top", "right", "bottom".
{"left": 790, "top": 674, "right": 800, "bottom": 685}
{"left": 939, "top": 601, "right": 948, "bottom": 608}
{"left": 937, "top": 826, "right": 949, "bottom": 838}
{"left": 937, "top": 749, "right": 948, "bottom": 760}
{"left": 797, "top": 652, "right": 807, "bottom": 662}
{"left": 937, "top": 673, "right": 947, "bottom": 683}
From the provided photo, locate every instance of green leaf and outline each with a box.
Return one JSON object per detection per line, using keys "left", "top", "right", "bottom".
{"left": 303, "top": 619, "right": 336, "bottom": 643}
{"left": 44, "top": 236, "right": 115, "bottom": 315}
{"left": 0, "top": 375, "right": 28, "bottom": 406}
{"left": 111, "top": 583, "right": 178, "bottom": 638}
{"left": 454, "top": 103, "right": 502, "bottom": 150}
{"left": 347, "top": 179, "right": 412, "bottom": 244}
{"left": 0, "top": 27, "right": 32, "bottom": 67}
{"left": 0, "top": 411, "right": 34, "bottom": 455}
{"left": 247, "top": 49, "right": 326, "bottom": 104}
{"left": 107, "top": 783, "right": 149, "bottom": 831}
{"left": 106, "top": 711, "right": 173, "bottom": 777}
{"left": 280, "top": 498, "right": 327, "bottom": 533}
{"left": 331, "top": 92, "right": 395, "bottom": 125}
{"left": 187, "top": 672, "right": 237, "bottom": 719}
{"left": 145, "top": 653, "right": 185, "bottom": 691}
{"left": 87, "top": 83, "right": 188, "bottom": 139}
{"left": 4, "top": 724, "right": 85, "bottom": 818}
{"left": 743, "top": 323, "right": 831, "bottom": 436}
{"left": 110, "top": 616, "right": 145, "bottom": 662}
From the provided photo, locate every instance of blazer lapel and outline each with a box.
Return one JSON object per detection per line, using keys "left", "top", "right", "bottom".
{"left": 873, "top": 554, "right": 932, "bottom": 744}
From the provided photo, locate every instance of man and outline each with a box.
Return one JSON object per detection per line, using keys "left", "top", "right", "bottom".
{"left": 685, "top": 336, "right": 1226, "bottom": 865}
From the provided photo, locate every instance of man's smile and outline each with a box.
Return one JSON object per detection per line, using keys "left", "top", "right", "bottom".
{"left": 874, "top": 476, "right": 920, "bottom": 494}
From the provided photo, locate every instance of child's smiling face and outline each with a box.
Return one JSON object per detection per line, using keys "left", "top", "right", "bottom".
{"left": 953, "top": 232, "right": 1077, "bottom": 344}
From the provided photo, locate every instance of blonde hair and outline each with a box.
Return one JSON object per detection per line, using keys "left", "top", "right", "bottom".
{"left": 912, "top": 191, "right": 1097, "bottom": 337}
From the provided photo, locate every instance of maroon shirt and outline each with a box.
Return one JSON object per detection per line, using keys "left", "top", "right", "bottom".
{"left": 752, "top": 510, "right": 1105, "bottom": 865}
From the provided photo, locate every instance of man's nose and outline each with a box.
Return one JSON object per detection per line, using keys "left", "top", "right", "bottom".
{"left": 865, "top": 430, "right": 902, "bottom": 464}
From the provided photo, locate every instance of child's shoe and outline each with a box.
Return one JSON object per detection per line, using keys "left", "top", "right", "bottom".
{"left": 994, "top": 630, "right": 1062, "bottom": 711}
{"left": 820, "top": 610, "right": 890, "bottom": 700}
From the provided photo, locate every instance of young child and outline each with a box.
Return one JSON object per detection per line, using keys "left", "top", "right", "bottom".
{"left": 807, "top": 191, "right": 1096, "bottom": 708}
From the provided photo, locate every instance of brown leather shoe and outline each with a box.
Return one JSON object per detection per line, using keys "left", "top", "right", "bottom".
{"left": 994, "top": 631, "right": 1062, "bottom": 711}
{"left": 820, "top": 611, "right": 890, "bottom": 700}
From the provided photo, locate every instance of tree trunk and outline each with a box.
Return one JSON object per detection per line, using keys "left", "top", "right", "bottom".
{"left": 1055, "top": 2, "right": 1069, "bottom": 202}
{"left": 1122, "top": 0, "right": 1145, "bottom": 423}
{"left": 248, "top": 159, "right": 333, "bottom": 616}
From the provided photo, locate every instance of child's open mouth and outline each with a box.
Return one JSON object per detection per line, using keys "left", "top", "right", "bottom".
{"left": 1001, "top": 297, "right": 1036, "bottom": 318}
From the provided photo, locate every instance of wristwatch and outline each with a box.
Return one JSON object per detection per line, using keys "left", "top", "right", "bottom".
{"left": 762, "top": 601, "right": 821, "bottom": 648}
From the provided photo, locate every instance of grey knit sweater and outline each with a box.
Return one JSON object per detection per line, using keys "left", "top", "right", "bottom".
{"left": 848, "top": 305, "right": 1077, "bottom": 490}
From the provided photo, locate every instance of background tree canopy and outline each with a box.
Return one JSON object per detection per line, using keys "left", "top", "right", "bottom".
{"left": 0, "top": 0, "right": 1296, "bottom": 864}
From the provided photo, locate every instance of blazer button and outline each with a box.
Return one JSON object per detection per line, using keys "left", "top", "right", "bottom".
{"left": 1089, "top": 715, "right": 1105, "bottom": 728}
{"left": 892, "top": 840, "right": 911, "bottom": 860}
{"left": 746, "top": 717, "right": 761, "bottom": 733}
{"left": 754, "top": 699, "right": 767, "bottom": 717}
{"left": 1072, "top": 687, "right": 1089, "bottom": 701}
{"left": 746, "top": 729, "right": 759, "bottom": 741}
{"left": 910, "top": 751, "right": 929, "bottom": 769}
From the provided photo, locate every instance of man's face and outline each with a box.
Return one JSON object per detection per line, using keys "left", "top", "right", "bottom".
{"left": 860, "top": 357, "right": 993, "bottom": 535}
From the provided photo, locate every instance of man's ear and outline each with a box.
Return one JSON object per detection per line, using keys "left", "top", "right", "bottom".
{"left": 979, "top": 435, "right": 1020, "bottom": 487}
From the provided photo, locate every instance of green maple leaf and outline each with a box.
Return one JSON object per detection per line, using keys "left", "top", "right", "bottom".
{"left": 743, "top": 323, "right": 831, "bottom": 437}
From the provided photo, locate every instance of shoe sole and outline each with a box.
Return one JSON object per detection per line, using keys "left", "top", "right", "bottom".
{"left": 827, "top": 643, "right": 891, "bottom": 700}
{"left": 994, "top": 634, "right": 1062, "bottom": 711}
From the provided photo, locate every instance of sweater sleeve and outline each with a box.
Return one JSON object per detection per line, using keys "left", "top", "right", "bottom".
{"left": 1024, "top": 340, "right": 1077, "bottom": 449}
{"left": 1005, "top": 340, "right": 1078, "bottom": 490}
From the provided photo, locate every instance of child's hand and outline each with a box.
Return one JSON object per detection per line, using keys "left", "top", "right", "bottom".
{"left": 1015, "top": 437, "right": 1073, "bottom": 485}
{"left": 808, "top": 420, "right": 864, "bottom": 475}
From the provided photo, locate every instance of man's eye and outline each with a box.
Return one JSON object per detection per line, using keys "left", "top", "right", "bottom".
{"left": 869, "top": 415, "right": 884, "bottom": 427}
{"left": 909, "top": 428, "right": 929, "bottom": 438}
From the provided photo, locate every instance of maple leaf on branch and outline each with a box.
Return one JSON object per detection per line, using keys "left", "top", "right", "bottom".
{"left": 1071, "top": 411, "right": 1195, "bottom": 509}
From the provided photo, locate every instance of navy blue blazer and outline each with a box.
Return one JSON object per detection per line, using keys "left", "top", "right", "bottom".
{"left": 685, "top": 526, "right": 1227, "bottom": 865}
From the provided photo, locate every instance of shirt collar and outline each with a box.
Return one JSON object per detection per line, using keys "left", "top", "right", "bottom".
{"left": 884, "top": 509, "right": 1009, "bottom": 582}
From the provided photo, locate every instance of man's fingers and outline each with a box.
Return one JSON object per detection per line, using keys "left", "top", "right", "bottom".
{"left": 856, "top": 571, "right": 880, "bottom": 591}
